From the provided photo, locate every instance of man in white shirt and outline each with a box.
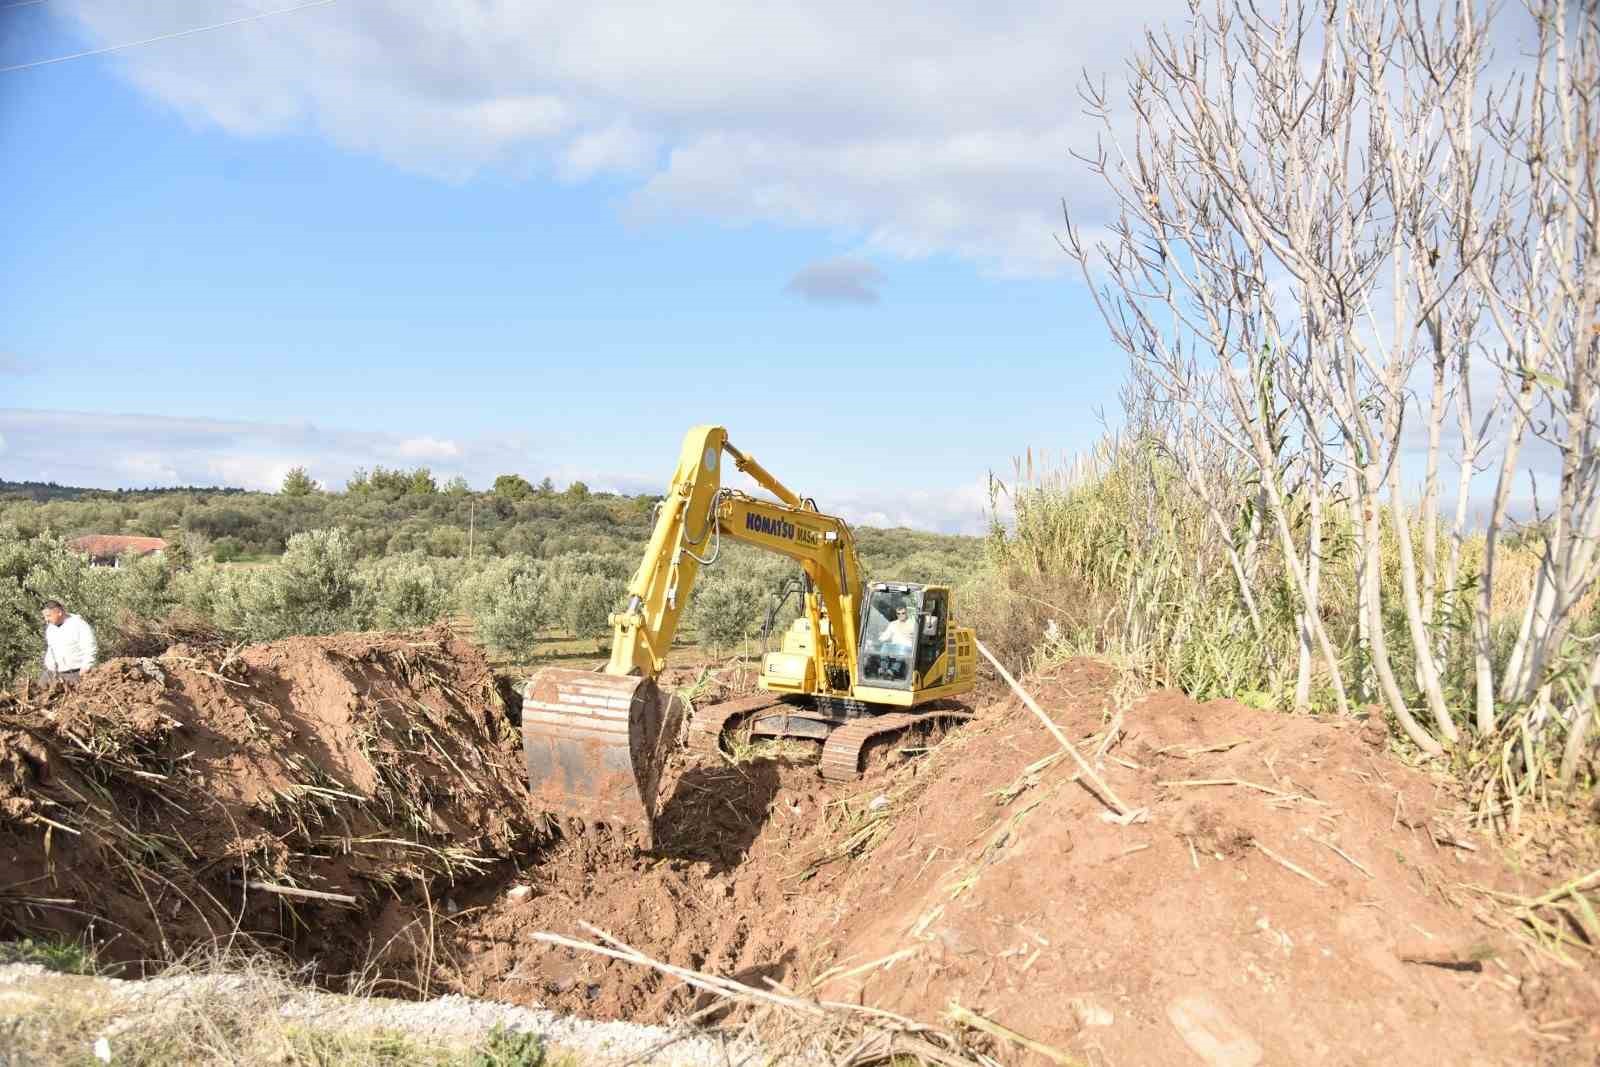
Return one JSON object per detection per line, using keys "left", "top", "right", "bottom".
{"left": 881, "top": 606, "right": 917, "bottom": 649}
{"left": 40, "top": 599, "right": 97, "bottom": 686}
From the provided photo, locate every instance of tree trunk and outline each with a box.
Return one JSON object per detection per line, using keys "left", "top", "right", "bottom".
{"left": 1473, "top": 377, "right": 1534, "bottom": 733}
{"left": 1364, "top": 491, "right": 1444, "bottom": 755}
{"left": 1386, "top": 457, "right": 1459, "bottom": 743}
{"left": 1352, "top": 471, "right": 1374, "bottom": 703}
{"left": 1295, "top": 480, "right": 1323, "bottom": 711}
{"left": 1560, "top": 653, "right": 1600, "bottom": 784}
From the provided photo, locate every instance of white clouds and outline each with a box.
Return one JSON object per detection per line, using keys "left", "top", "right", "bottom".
{"left": 0, "top": 407, "right": 991, "bottom": 532}
{"left": 59, "top": 0, "right": 1188, "bottom": 274}
{"left": 113, "top": 452, "right": 182, "bottom": 484}
{"left": 394, "top": 436, "right": 463, "bottom": 461}
{"left": 0, "top": 408, "right": 517, "bottom": 492}
{"left": 464, "top": 95, "right": 572, "bottom": 142}
{"left": 559, "top": 120, "right": 658, "bottom": 180}
{"left": 827, "top": 479, "right": 996, "bottom": 535}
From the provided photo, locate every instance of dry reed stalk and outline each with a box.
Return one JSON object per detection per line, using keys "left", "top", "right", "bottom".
{"left": 1252, "top": 842, "right": 1329, "bottom": 889}
{"left": 810, "top": 946, "right": 922, "bottom": 988}
{"left": 945, "top": 1002, "right": 1082, "bottom": 1066}
{"left": 1461, "top": 867, "right": 1600, "bottom": 963}
{"left": 993, "top": 751, "right": 1066, "bottom": 804}
{"left": 241, "top": 880, "right": 359, "bottom": 905}
{"left": 1154, "top": 738, "right": 1250, "bottom": 759}
{"left": 1160, "top": 777, "right": 1291, "bottom": 797}
{"left": 532, "top": 922, "right": 999, "bottom": 1066}
{"left": 1314, "top": 837, "right": 1374, "bottom": 879}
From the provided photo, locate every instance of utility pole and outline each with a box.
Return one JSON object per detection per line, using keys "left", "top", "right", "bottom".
{"left": 468, "top": 497, "right": 476, "bottom": 560}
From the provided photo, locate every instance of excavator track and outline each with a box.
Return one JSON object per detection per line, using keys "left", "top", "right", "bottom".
{"left": 686, "top": 693, "right": 790, "bottom": 755}
{"left": 818, "top": 707, "right": 973, "bottom": 782}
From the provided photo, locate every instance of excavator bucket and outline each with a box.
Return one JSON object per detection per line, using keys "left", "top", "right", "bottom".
{"left": 520, "top": 668, "right": 684, "bottom": 844}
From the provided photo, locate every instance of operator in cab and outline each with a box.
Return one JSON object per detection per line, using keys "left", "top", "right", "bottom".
{"left": 881, "top": 605, "right": 916, "bottom": 649}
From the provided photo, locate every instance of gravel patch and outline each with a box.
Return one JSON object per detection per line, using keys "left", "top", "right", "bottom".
{"left": 0, "top": 963, "right": 769, "bottom": 1066}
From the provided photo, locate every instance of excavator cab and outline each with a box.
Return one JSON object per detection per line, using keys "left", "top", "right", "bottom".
{"left": 857, "top": 583, "right": 948, "bottom": 690}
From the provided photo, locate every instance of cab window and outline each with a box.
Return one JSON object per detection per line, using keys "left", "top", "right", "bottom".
{"left": 859, "top": 586, "right": 918, "bottom": 686}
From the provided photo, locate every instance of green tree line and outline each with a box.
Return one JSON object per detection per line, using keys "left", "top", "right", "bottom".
{"left": 0, "top": 474, "right": 984, "bottom": 682}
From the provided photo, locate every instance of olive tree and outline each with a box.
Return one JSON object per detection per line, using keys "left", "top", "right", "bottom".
{"left": 691, "top": 577, "right": 767, "bottom": 654}
{"left": 460, "top": 555, "right": 554, "bottom": 655}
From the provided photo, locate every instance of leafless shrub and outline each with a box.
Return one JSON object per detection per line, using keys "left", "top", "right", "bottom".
{"left": 1061, "top": 0, "right": 1600, "bottom": 800}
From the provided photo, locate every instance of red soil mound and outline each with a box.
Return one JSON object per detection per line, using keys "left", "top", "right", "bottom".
{"left": 796, "top": 661, "right": 1599, "bottom": 1064}
{"left": 427, "top": 661, "right": 1598, "bottom": 1064}
{"left": 0, "top": 629, "right": 541, "bottom": 974}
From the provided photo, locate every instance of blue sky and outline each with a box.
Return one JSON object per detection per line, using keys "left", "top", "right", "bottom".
{"left": 1, "top": 1, "right": 1177, "bottom": 532}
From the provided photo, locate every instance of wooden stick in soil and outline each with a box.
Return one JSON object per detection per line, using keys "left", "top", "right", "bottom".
{"left": 1252, "top": 842, "right": 1329, "bottom": 889}
{"left": 534, "top": 923, "right": 995, "bottom": 1066}
{"left": 946, "top": 1002, "right": 1082, "bottom": 1066}
{"left": 532, "top": 928, "right": 828, "bottom": 1016}
{"left": 241, "top": 880, "right": 359, "bottom": 905}
{"left": 975, "top": 639, "right": 1139, "bottom": 820}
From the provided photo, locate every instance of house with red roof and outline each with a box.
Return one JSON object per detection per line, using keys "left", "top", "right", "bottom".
{"left": 68, "top": 535, "right": 169, "bottom": 567}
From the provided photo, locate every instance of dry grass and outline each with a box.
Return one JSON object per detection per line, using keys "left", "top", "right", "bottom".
{"left": 1462, "top": 867, "right": 1600, "bottom": 968}
{"left": 531, "top": 922, "right": 1006, "bottom": 1067}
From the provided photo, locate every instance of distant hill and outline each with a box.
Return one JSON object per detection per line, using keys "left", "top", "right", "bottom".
{"left": 0, "top": 479, "right": 249, "bottom": 502}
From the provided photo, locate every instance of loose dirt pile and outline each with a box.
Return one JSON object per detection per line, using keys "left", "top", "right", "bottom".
{"left": 3, "top": 634, "right": 1597, "bottom": 1065}
{"left": 0, "top": 628, "right": 543, "bottom": 978}
{"left": 789, "top": 663, "right": 1600, "bottom": 1065}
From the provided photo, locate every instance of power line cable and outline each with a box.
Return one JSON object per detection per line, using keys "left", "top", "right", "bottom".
{"left": 1, "top": 0, "right": 338, "bottom": 74}
{"left": 1, "top": 1, "right": 52, "bottom": 10}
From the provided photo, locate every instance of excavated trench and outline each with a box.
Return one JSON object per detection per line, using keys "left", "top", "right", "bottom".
{"left": 0, "top": 630, "right": 850, "bottom": 1024}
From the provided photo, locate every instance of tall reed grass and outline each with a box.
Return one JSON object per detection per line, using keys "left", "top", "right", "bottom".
{"left": 977, "top": 434, "right": 1598, "bottom": 784}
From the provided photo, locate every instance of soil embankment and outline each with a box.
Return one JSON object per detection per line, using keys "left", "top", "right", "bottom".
{"left": 3, "top": 633, "right": 1595, "bottom": 1064}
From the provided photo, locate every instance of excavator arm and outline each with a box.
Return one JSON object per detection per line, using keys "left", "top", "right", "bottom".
{"left": 607, "top": 426, "right": 864, "bottom": 687}
{"left": 521, "top": 425, "right": 865, "bottom": 841}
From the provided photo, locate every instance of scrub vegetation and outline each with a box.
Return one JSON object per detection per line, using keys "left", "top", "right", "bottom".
{"left": 0, "top": 476, "right": 982, "bottom": 682}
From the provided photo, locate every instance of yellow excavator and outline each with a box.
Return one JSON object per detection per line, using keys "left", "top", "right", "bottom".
{"left": 521, "top": 425, "right": 976, "bottom": 841}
